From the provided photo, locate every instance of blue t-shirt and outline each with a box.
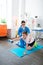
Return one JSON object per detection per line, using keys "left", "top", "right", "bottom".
{"left": 18, "top": 26, "right": 30, "bottom": 37}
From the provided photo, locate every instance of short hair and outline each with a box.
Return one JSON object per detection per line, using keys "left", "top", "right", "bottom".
{"left": 21, "top": 20, "right": 25, "bottom": 24}
{"left": 22, "top": 31, "right": 28, "bottom": 35}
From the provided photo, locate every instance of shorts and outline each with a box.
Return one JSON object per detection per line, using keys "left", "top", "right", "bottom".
{"left": 28, "top": 40, "right": 35, "bottom": 47}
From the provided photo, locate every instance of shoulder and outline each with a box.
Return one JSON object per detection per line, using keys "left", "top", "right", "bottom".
{"left": 25, "top": 26, "right": 29, "bottom": 29}
{"left": 19, "top": 26, "right": 22, "bottom": 29}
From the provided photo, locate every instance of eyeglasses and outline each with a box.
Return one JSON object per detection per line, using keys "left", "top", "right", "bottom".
{"left": 22, "top": 23, "right": 25, "bottom": 25}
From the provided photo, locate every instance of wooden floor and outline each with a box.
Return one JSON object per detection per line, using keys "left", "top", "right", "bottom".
{"left": 0, "top": 38, "right": 43, "bottom": 65}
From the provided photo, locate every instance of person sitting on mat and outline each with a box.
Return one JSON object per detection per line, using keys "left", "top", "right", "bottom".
{"left": 17, "top": 20, "right": 30, "bottom": 37}
{"left": 21, "top": 31, "right": 35, "bottom": 50}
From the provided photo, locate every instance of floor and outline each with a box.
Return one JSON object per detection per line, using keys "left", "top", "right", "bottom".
{"left": 0, "top": 37, "right": 43, "bottom": 65}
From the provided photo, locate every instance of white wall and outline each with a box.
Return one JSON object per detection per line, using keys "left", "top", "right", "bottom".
{"left": 25, "top": 0, "right": 43, "bottom": 38}
{"left": 12, "top": 0, "right": 26, "bottom": 29}
{"left": 20, "top": 0, "right": 25, "bottom": 20}
{"left": 12, "top": 0, "right": 19, "bottom": 29}
{"left": 6, "top": 0, "right": 12, "bottom": 29}
{"left": 6, "top": 0, "right": 25, "bottom": 29}
{"left": 25, "top": 0, "right": 43, "bottom": 18}
{"left": 0, "top": 0, "right": 6, "bottom": 19}
{"left": 12, "top": 0, "right": 19, "bottom": 17}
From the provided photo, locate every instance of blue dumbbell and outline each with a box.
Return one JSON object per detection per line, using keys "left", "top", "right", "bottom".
{"left": 8, "top": 39, "right": 13, "bottom": 43}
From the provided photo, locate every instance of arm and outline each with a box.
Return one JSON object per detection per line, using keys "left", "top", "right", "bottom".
{"left": 26, "top": 43, "right": 33, "bottom": 50}
{"left": 13, "top": 26, "right": 23, "bottom": 41}
{"left": 12, "top": 37, "right": 20, "bottom": 41}
{"left": 26, "top": 27, "right": 30, "bottom": 33}
{"left": 18, "top": 27, "right": 22, "bottom": 37}
{"left": 26, "top": 43, "right": 28, "bottom": 47}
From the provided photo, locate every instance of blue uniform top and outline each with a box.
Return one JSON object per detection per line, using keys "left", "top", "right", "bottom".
{"left": 18, "top": 26, "right": 30, "bottom": 37}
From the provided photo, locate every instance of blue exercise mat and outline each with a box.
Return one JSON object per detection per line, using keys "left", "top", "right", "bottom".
{"left": 10, "top": 45, "right": 43, "bottom": 57}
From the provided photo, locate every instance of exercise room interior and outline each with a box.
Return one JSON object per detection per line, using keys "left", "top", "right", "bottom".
{"left": 0, "top": 0, "right": 43, "bottom": 65}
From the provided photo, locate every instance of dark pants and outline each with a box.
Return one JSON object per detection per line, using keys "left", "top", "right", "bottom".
{"left": 28, "top": 40, "right": 35, "bottom": 47}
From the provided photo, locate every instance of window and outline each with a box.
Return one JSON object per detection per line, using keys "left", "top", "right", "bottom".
{"left": 0, "top": 0, "right": 6, "bottom": 19}
{"left": 0, "top": 0, "right": 12, "bottom": 29}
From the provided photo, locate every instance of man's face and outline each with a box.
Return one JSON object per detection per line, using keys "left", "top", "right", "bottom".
{"left": 22, "top": 33, "right": 27, "bottom": 39}
{"left": 21, "top": 23, "right": 25, "bottom": 27}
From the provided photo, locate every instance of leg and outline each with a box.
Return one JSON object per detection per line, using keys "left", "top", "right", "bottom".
{"left": 26, "top": 40, "right": 35, "bottom": 50}
{"left": 26, "top": 46, "right": 33, "bottom": 50}
{"left": 26, "top": 44, "right": 33, "bottom": 50}
{"left": 23, "top": 45, "right": 33, "bottom": 54}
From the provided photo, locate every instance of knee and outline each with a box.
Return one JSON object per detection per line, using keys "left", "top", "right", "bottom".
{"left": 26, "top": 46, "right": 33, "bottom": 50}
